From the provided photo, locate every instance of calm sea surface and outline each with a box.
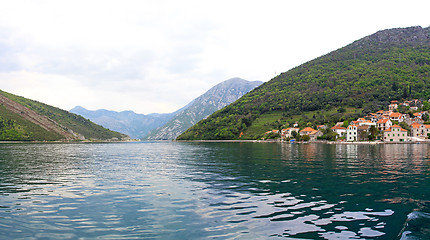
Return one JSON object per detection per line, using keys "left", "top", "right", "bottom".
{"left": 0, "top": 142, "right": 429, "bottom": 239}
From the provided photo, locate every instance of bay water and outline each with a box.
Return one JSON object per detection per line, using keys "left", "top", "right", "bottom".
{"left": 0, "top": 142, "right": 429, "bottom": 239}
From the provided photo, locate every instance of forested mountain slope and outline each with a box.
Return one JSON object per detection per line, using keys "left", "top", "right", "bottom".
{"left": 0, "top": 90, "right": 128, "bottom": 141}
{"left": 178, "top": 26, "right": 430, "bottom": 140}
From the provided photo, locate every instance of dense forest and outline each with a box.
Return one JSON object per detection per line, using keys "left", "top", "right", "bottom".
{"left": 178, "top": 26, "right": 430, "bottom": 140}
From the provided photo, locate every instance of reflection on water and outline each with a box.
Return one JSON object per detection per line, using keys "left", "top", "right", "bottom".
{"left": 0, "top": 142, "right": 429, "bottom": 239}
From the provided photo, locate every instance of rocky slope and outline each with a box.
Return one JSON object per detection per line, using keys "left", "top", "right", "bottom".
{"left": 145, "top": 78, "right": 263, "bottom": 140}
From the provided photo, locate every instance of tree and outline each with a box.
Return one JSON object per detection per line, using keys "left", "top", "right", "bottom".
{"left": 359, "top": 130, "right": 368, "bottom": 141}
{"left": 422, "top": 113, "right": 429, "bottom": 122}
{"left": 337, "top": 107, "right": 346, "bottom": 113}
{"left": 423, "top": 101, "right": 430, "bottom": 111}
{"left": 368, "top": 126, "right": 378, "bottom": 140}
{"left": 302, "top": 135, "right": 310, "bottom": 141}
{"left": 291, "top": 131, "right": 298, "bottom": 138}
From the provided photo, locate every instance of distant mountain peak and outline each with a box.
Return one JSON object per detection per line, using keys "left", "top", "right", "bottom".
{"left": 145, "top": 78, "right": 263, "bottom": 140}
{"left": 71, "top": 78, "right": 262, "bottom": 140}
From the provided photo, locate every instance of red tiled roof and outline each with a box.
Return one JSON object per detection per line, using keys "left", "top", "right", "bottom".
{"left": 385, "top": 125, "right": 408, "bottom": 132}
{"left": 411, "top": 122, "right": 422, "bottom": 128}
{"left": 377, "top": 118, "right": 389, "bottom": 124}
{"left": 389, "top": 112, "right": 402, "bottom": 118}
{"left": 300, "top": 127, "right": 316, "bottom": 132}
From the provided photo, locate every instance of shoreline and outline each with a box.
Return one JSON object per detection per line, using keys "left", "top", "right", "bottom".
{"left": 1, "top": 139, "right": 426, "bottom": 145}
{"left": 175, "top": 139, "right": 427, "bottom": 144}
{"left": 0, "top": 139, "right": 140, "bottom": 144}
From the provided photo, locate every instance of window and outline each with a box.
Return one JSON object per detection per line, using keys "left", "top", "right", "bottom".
{"left": 390, "top": 139, "right": 393, "bottom": 141}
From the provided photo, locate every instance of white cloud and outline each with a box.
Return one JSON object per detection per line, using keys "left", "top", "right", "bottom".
{"left": 0, "top": 0, "right": 429, "bottom": 113}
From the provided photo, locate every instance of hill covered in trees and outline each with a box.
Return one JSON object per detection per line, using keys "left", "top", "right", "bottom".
{"left": 0, "top": 89, "right": 128, "bottom": 141}
{"left": 177, "top": 26, "right": 430, "bottom": 140}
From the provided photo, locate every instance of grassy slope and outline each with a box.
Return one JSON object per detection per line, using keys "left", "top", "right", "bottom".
{"left": 0, "top": 90, "right": 127, "bottom": 141}
{"left": 0, "top": 105, "right": 63, "bottom": 141}
{"left": 241, "top": 107, "right": 361, "bottom": 139}
{"left": 178, "top": 27, "right": 430, "bottom": 140}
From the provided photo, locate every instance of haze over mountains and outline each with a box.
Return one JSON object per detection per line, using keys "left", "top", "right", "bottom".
{"left": 70, "top": 106, "right": 178, "bottom": 139}
{"left": 71, "top": 78, "right": 262, "bottom": 139}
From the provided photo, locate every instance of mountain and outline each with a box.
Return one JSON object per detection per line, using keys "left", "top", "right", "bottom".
{"left": 145, "top": 78, "right": 263, "bottom": 140}
{"left": 0, "top": 89, "right": 128, "bottom": 141}
{"left": 177, "top": 26, "right": 430, "bottom": 140}
{"left": 69, "top": 106, "right": 180, "bottom": 139}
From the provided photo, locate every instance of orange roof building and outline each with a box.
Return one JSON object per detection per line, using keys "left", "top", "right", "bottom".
{"left": 299, "top": 127, "right": 316, "bottom": 136}
{"left": 384, "top": 125, "right": 408, "bottom": 142}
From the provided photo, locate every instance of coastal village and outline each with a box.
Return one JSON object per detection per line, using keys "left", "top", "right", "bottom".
{"left": 265, "top": 99, "right": 430, "bottom": 143}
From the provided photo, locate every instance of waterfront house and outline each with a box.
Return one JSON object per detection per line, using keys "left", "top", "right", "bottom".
{"left": 300, "top": 127, "right": 316, "bottom": 136}
{"left": 410, "top": 122, "right": 430, "bottom": 138}
{"left": 383, "top": 125, "right": 408, "bottom": 142}
{"left": 331, "top": 125, "right": 346, "bottom": 137}
{"left": 309, "top": 130, "right": 323, "bottom": 141}
{"left": 346, "top": 125, "right": 358, "bottom": 141}
{"left": 281, "top": 128, "right": 300, "bottom": 139}
{"left": 347, "top": 125, "right": 370, "bottom": 141}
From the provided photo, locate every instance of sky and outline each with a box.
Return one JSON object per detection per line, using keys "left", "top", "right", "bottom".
{"left": 0, "top": 0, "right": 429, "bottom": 114}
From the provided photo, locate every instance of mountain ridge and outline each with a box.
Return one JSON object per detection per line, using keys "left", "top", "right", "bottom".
{"left": 177, "top": 26, "right": 430, "bottom": 140}
{"left": 144, "top": 78, "right": 263, "bottom": 140}
{"left": 72, "top": 78, "right": 262, "bottom": 139}
{"left": 69, "top": 106, "right": 177, "bottom": 139}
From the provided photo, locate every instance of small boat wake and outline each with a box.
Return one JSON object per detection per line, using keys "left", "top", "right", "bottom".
{"left": 399, "top": 211, "right": 430, "bottom": 240}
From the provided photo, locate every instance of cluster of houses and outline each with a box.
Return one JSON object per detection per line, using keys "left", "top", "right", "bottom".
{"left": 265, "top": 100, "right": 430, "bottom": 142}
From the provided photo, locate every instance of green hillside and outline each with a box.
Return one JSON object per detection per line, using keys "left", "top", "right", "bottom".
{"left": 178, "top": 26, "right": 430, "bottom": 140}
{"left": 0, "top": 89, "right": 128, "bottom": 141}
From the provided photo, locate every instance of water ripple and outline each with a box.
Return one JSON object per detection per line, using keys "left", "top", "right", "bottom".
{"left": 0, "top": 142, "right": 429, "bottom": 239}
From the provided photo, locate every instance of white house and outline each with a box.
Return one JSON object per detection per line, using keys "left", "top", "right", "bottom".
{"left": 346, "top": 125, "right": 358, "bottom": 141}
{"left": 281, "top": 128, "right": 300, "bottom": 138}
{"left": 331, "top": 126, "right": 346, "bottom": 137}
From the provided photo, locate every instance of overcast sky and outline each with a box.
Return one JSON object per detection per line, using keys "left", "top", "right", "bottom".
{"left": 0, "top": 0, "right": 429, "bottom": 114}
